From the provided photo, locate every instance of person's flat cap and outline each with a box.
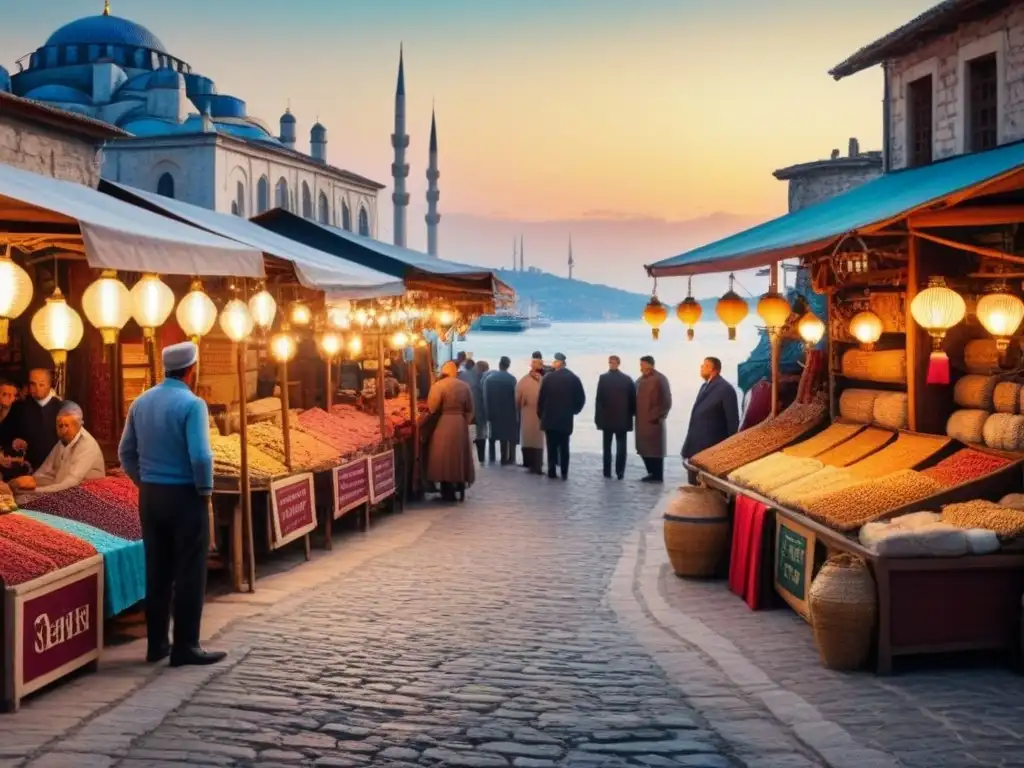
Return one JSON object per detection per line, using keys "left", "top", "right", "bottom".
{"left": 531, "top": 351, "right": 543, "bottom": 359}
{"left": 163, "top": 341, "right": 199, "bottom": 371}
{"left": 554, "top": 352, "right": 566, "bottom": 361}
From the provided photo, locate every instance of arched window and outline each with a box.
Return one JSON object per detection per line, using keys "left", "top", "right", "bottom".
{"left": 275, "top": 177, "right": 288, "bottom": 209}
{"left": 257, "top": 176, "right": 269, "bottom": 213}
{"left": 341, "top": 202, "right": 351, "bottom": 231}
{"left": 318, "top": 192, "right": 329, "bottom": 225}
{"left": 156, "top": 172, "right": 175, "bottom": 198}
{"left": 235, "top": 181, "right": 246, "bottom": 217}
{"left": 301, "top": 182, "right": 312, "bottom": 219}
{"left": 358, "top": 207, "right": 370, "bottom": 236}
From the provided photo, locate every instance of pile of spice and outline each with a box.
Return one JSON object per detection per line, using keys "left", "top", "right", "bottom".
{"left": 0, "top": 513, "right": 97, "bottom": 568}
{"left": 800, "top": 469, "right": 942, "bottom": 532}
{"left": 210, "top": 434, "right": 289, "bottom": 482}
{"left": 81, "top": 475, "right": 139, "bottom": 510}
{"left": 246, "top": 421, "right": 341, "bottom": 472}
{"left": 330, "top": 405, "right": 386, "bottom": 446}
{"left": 728, "top": 453, "right": 824, "bottom": 495}
{"left": 816, "top": 427, "right": 894, "bottom": 467}
{"left": 846, "top": 432, "right": 951, "bottom": 479}
{"left": 783, "top": 422, "right": 865, "bottom": 459}
{"left": 0, "top": 536, "right": 58, "bottom": 585}
{"left": 19, "top": 486, "right": 143, "bottom": 540}
{"left": 771, "top": 467, "right": 862, "bottom": 509}
{"left": 941, "top": 500, "right": 1024, "bottom": 539}
{"left": 922, "top": 449, "right": 1013, "bottom": 487}
{"left": 296, "top": 408, "right": 370, "bottom": 456}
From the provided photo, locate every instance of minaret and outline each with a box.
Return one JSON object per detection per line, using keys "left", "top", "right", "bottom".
{"left": 519, "top": 234, "right": 525, "bottom": 271}
{"left": 391, "top": 46, "right": 410, "bottom": 248}
{"left": 512, "top": 237, "right": 517, "bottom": 270}
{"left": 280, "top": 107, "right": 296, "bottom": 149}
{"left": 568, "top": 235, "right": 575, "bottom": 280}
{"left": 425, "top": 108, "right": 440, "bottom": 256}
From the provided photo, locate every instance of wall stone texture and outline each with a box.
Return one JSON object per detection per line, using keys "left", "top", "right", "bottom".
{"left": 787, "top": 165, "right": 882, "bottom": 212}
{"left": 0, "top": 115, "right": 101, "bottom": 185}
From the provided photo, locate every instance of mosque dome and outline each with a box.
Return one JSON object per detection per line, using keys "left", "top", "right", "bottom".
{"left": 45, "top": 13, "right": 167, "bottom": 53}
{"left": 311, "top": 122, "right": 326, "bottom": 139}
{"left": 280, "top": 109, "right": 296, "bottom": 124}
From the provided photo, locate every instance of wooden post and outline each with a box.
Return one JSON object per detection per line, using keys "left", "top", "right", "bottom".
{"left": 280, "top": 361, "right": 293, "bottom": 471}
{"left": 408, "top": 355, "right": 419, "bottom": 499}
{"left": 325, "top": 358, "right": 333, "bottom": 410}
{"left": 826, "top": 290, "right": 837, "bottom": 423}
{"left": 770, "top": 261, "right": 780, "bottom": 417}
{"left": 237, "top": 341, "right": 255, "bottom": 593}
{"left": 906, "top": 234, "right": 920, "bottom": 433}
{"left": 376, "top": 334, "right": 386, "bottom": 439}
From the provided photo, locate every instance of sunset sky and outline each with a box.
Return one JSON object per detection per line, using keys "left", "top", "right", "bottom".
{"left": 1, "top": 0, "right": 938, "bottom": 293}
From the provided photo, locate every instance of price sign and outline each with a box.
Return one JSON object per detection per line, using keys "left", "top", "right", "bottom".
{"left": 369, "top": 450, "right": 396, "bottom": 503}
{"left": 270, "top": 473, "right": 316, "bottom": 549}
{"left": 774, "top": 516, "right": 816, "bottom": 621}
{"left": 333, "top": 458, "right": 369, "bottom": 519}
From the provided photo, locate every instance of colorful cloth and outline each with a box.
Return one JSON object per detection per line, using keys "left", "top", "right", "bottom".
{"left": 18, "top": 510, "right": 145, "bottom": 618}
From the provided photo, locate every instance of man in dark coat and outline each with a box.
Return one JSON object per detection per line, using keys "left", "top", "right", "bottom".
{"left": 11, "top": 368, "right": 62, "bottom": 474}
{"left": 681, "top": 356, "right": 739, "bottom": 485}
{"left": 635, "top": 355, "right": 673, "bottom": 483}
{"left": 537, "top": 352, "right": 586, "bottom": 480}
{"left": 484, "top": 357, "right": 518, "bottom": 465}
{"left": 458, "top": 359, "right": 487, "bottom": 463}
{"left": 595, "top": 355, "right": 636, "bottom": 480}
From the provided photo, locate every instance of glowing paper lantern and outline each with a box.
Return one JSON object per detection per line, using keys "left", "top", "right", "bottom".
{"left": 318, "top": 331, "right": 343, "bottom": 359}
{"left": 642, "top": 295, "right": 668, "bottom": 340}
{"left": 131, "top": 273, "right": 175, "bottom": 338}
{"left": 757, "top": 291, "right": 791, "bottom": 334}
{"left": 219, "top": 299, "right": 254, "bottom": 342}
{"left": 31, "top": 288, "right": 84, "bottom": 365}
{"left": 797, "top": 312, "right": 825, "bottom": 348}
{"left": 175, "top": 280, "right": 217, "bottom": 341}
{"left": 248, "top": 288, "right": 277, "bottom": 330}
{"left": 391, "top": 331, "right": 409, "bottom": 348}
{"left": 676, "top": 277, "right": 703, "bottom": 341}
{"left": 0, "top": 249, "right": 33, "bottom": 345}
{"left": 82, "top": 270, "right": 132, "bottom": 344}
{"left": 849, "top": 310, "right": 883, "bottom": 350}
{"left": 290, "top": 302, "right": 312, "bottom": 326}
{"left": 270, "top": 324, "right": 297, "bottom": 363}
{"left": 910, "top": 276, "right": 966, "bottom": 385}
{"left": 976, "top": 282, "right": 1024, "bottom": 352}
{"left": 326, "top": 304, "right": 351, "bottom": 330}
{"left": 348, "top": 335, "right": 363, "bottom": 355}
{"left": 716, "top": 274, "right": 749, "bottom": 341}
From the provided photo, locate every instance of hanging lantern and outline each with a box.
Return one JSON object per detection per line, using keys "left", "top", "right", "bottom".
{"left": 348, "top": 335, "right": 363, "bottom": 356}
{"left": 848, "top": 310, "right": 883, "bottom": 350}
{"left": 219, "top": 298, "right": 254, "bottom": 343}
{"left": 175, "top": 279, "right": 217, "bottom": 341}
{"left": 976, "top": 280, "right": 1024, "bottom": 353}
{"left": 757, "top": 291, "right": 791, "bottom": 336}
{"left": 797, "top": 312, "right": 825, "bottom": 349}
{"left": 910, "top": 276, "right": 966, "bottom": 385}
{"left": 82, "top": 269, "right": 132, "bottom": 344}
{"left": 716, "top": 274, "right": 749, "bottom": 341}
{"left": 318, "top": 331, "right": 343, "bottom": 359}
{"left": 131, "top": 273, "right": 175, "bottom": 339}
{"left": 31, "top": 287, "right": 84, "bottom": 365}
{"left": 676, "top": 277, "right": 702, "bottom": 341}
{"left": 326, "top": 304, "right": 351, "bottom": 330}
{"left": 642, "top": 293, "right": 668, "bottom": 340}
{"left": 436, "top": 308, "right": 455, "bottom": 326}
{"left": 248, "top": 287, "right": 277, "bottom": 331}
{"left": 290, "top": 302, "right": 312, "bottom": 326}
{"left": 390, "top": 330, "right": 409, "bottom": 348}
{"left": 354, "top": 308, "right": 369, "bottom": 327}
{"left": 269, "top": 323, "right": 297, "bottom": 363}
{"left": 0, "top": 248, "right": 33, "bottom": 345}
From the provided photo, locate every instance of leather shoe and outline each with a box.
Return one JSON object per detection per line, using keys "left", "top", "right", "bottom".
{"left": 169, "top": 646, "right": 227, "bottom": 667}
{"left": 146, "top": 645, "right": 169, "bottom": 663}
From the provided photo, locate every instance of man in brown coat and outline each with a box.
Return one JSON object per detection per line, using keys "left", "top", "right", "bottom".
{"left": 635, "top": 355, "right": 672, "bottom": 483}
{"left": 425, "top": 361, "right": 475, "bottom": 501}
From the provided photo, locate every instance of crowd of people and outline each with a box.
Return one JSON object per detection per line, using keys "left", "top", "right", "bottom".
{"left": 422, "top": 351, "right": 740, "bottom": 499}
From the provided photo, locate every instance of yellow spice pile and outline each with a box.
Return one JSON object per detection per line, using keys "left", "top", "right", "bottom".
{"left": 783, "top": 422, "right": 865, "bottom": 459}
{"left": 815, "top": 427, "right": 894, "bottom": 467}
{"left": 846, "top": 432, "right": 950, "bottom": 479}
{"left": 801, "top": 469, "right": 943, "bottom": 532}
{"left": 941, "top": 500, "right": 1024, "bottom": 539}
{"left": 770, "top": 466, "right": 862, "bottom": 508}
{"left": 210, "top": 434, "right": 289, "bottom": 482}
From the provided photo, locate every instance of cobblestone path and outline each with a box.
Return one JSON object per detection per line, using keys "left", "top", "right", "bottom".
{"left": 60, "top": 456, "right": 745, "bottom": 767}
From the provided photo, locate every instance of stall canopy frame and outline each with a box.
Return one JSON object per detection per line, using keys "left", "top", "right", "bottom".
{"left": 99, "top": 181, "right": 406, "bottom": 299}
{"left": 251, "top": 208, "right": 514, "bottom": 300}
{"left": 0, "top": 163, "right": 264, "bottom": 278}
{"left": 645, "top": 140, "right": 1024, "bottom": 278}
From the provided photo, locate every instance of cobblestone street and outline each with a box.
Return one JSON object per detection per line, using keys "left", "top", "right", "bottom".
{"left": 3, "top": 454, "right": 1023, "bottom": 768}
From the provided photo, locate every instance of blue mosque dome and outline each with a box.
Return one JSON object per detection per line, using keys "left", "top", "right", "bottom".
{"left": 280, "top": 110, "right": 296, "bottom": 124}
{"left": 311, "top": 122, "right": 326, "bottom": 139}
{"left": 45, "top": 13, "right": 167, "bottom": 53}
{"left": 23, "top": 83, "right": 92, "bottom": 104}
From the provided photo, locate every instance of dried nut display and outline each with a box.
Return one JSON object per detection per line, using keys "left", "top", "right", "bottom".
{"left": 209, "top": 433, "right": 289, "bottom": 481}
{"left": 953, "top": 375, "right": 997, "bottom": 410}
{"left": 946, "top": 409, "right": 988, "bottom": 445}
{"left": 815, "top": 427, "right": 894, "bottom": 467}
{"left": 245, "top": 421, "right": 341, "bottom": 472}
{"left": 801, "top": 469, "right": 943, "bottom": 532}
{"left": 922, "top": 448, "right": 1013, "bottom": 487}
{"left": 783, "top": 422, "right": 865, "bottom": 459}
{"left": 941, "top": 499, "right": 1024, "bottom": 539}
{"left": 982, "top": 413, "right": 1024, "bottom": 451}
{"left": 838, "top": 389, "right": 880, "bottom": 424}
{"left": 846, "top": 433, "right": 950, "bottom": 479}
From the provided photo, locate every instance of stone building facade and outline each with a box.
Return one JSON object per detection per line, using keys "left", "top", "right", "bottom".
{"left": 773, "top": 138, "right": 883, "bottom": 213}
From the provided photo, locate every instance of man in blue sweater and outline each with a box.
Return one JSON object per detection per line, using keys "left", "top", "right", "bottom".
{"left": 119, "top": 342, "right": 224, "bottom": 668}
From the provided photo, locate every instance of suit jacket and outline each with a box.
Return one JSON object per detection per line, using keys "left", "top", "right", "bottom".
{"left": 681, "top": 375, "right": 739, "bottom": 459}
{"left": 537, "top": 367, "right": 586, "bottom": 435}
{"left": 595, "top": 369, "right": 636, "bottom": 434}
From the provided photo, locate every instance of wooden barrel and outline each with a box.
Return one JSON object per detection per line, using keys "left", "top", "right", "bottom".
{"left": 662, "top": 486, "right": 729, "bottom": 577}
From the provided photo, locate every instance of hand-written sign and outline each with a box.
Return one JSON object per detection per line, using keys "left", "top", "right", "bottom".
{"left": 270, "top": 473, "right": 316, "bottom": 549}
{"left": 20, "top": 566, "right": 101, "bottom": 687}
{"left": 333, "top": 458, "right": 369, "bottom": 519}
{"left": 774, "top": 516, "right": 816, "bottom": 622}
{"left": 369, "top": 450, "right": 396, "bottom": 504}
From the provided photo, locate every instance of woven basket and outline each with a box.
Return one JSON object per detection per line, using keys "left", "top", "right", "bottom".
{"left": 663, "top": 486, "right": 729, "bottom": 578}
{"left": 965, "top": 339, "right": 1019, "bottom": 374}
{"left": 953, "top": 375, "right": 997, "bottom": 410}
{"left": 946, "top": 409, "right": 989, "bottom": 445}
{"left": 872, "top": 393, "right": 908, "bottom": 431}
{"left": 840, "top": 349, "right": 907, "bottom": 384}
{"left": 838, "top": 389, "right": 880, "bottom": 424}
{"left": 809, "top": 553, "right": 877, "bottom": 670}
{"left": 994, "top": 382, "right": 1021, "bottom": 414}
{"left": 982, "top": 413, "right": 1024, "bottom": 451}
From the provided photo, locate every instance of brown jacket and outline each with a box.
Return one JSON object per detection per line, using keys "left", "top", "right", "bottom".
{"left": 425, "top": 376, "right": 475, "bottom": 484}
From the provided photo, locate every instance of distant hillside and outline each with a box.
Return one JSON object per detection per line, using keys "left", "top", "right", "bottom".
{"left": 496, "top": 269, "right": 721, "bottom": 322}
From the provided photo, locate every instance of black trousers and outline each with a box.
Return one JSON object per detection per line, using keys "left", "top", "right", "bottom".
{"left": 642, "top": 457, "right": 665, "bottom": 481}
{"left": 522, "top": 447, "right": 544, "bottom": 474}
{"left": 140, "top": 483, "right": 209, "bottom": 652}
{"left": 489, "top": 439, "right": 514, "bottom": 464}
{"left": 545, "top": 430, "right": 571, "bottom": 477}
{"left": 475, "top": 439, "right": 486, "bottom": 463}
{"left": 602, "top": 431, "right": 627, "bottom": 478}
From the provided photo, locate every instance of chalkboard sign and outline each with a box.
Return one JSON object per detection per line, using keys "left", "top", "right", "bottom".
{"left": 774, "top": 516, "right": 816, "bottom": 621}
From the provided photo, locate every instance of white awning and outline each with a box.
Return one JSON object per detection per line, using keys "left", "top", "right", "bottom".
{"left": 100, "top": 181, "right": 405, "bottom": 299}
{"left": 0, "top": 164, "right": 264, "bottom": 278}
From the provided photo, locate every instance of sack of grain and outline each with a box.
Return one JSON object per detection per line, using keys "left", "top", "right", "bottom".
{"left": 941, "top": 499, "right": 1024, "bottom": 539}
{"left": 838, "top": 389, "right": 880, "bottom": 424}
{"left": 946, "top": 409, "right": 988, "bottom": 445}
{"left": 953, "top": 375, "right": 997, "bottom": 409}
{"left": 964, "top": 339, "right": 1001, "bottom": 374}
{"left": 840, "top": 349, "right": 907, "bottom": 384}
{"left": 994, "top": 381, "right": 1021, "bottom": 414}
{"left": 872, "top": 392, "right": 908, "bottom": 431}
{"left": 982, "top": 413, "right": 1024, "bottom": 451}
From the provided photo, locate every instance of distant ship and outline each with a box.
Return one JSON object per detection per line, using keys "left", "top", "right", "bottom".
{"left": 472, "top": 313, "right": 529, "bottom": 333}
{"left": 525, "top": 302, "right": 551, "bottom": 328}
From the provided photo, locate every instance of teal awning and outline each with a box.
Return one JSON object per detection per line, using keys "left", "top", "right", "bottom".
{"left": 647, "top": 141, "right": 1024, "bottom": 278}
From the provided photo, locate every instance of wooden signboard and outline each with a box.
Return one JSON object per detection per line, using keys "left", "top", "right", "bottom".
{"left": 269, "top": 473, "right": 316, "bottom": 549}
{"left": 774, "top": 516, "right": 816, "bottom": 622}
{"left": 3, "top": 555, "right": 104, "bottom": 712}
{"left": 333, "top": 458, "right": 369, "bottom": 519}
{"left": 369, "top": 450, "right": 396, "bottom": 504}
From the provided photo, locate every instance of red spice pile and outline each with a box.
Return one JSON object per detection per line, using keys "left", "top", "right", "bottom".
{"left": 922, "top": 449, "right": 1012, "bottom": 488}
{"left": 0, "top": 536, "right": 58, "bottom": 586}
{"left": 21, "top": 487, "right": 142, "bottom": 540}
{"left": 0, "top": 514, "right": 97, "bottom": 568}
{"left": 81, "top": 475, "right": 140, "bottom": 510}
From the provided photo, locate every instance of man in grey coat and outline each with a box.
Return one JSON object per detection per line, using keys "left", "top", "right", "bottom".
{"left": 595, "top": 355, "right": 636, "bottom": 480}
{"left": 681, "top": 356, "right": 739, "bottom": 485}
{"left": 635, "top": 355, "right": 672, "bottom": 483}
{"left": 484, "top": 356, "right": 519, "bottom": 465}
{"left": 458, "top": 359, "right": 487, "bottom": 464}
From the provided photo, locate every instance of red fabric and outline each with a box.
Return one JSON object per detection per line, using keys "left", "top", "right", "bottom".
{"left": 740, "top": 380, "right": 772, "bottom": 431}
{"left": 744, "top": 502, "right": 770, "bottom": 610}
{"left": 729, "top": 494, "right": 771, "bottom": 609}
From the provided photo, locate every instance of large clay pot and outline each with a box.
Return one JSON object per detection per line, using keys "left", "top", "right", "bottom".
{"left": 809, "top": 553, "right": 877, "bottom": 670}
{"left": 663, "top": 486, "right": 729, "bottom": 577}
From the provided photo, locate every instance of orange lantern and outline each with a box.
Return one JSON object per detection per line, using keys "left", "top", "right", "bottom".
{"left": 716, "top": 274, "right": 749, "bottom": 341}
{"left": 676, "top": 277, "right": 702, "bottom": 341}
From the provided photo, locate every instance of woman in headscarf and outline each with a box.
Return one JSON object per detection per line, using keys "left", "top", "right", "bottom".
{"left": 425, "top": 360, "right": 475, "bottom": 501}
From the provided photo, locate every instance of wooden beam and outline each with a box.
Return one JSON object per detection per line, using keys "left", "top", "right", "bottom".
{"left": 911, "top": 229, "right": 1024, "bottom": 266}
{"left": 909, "top": 205, "right": 1024, "bottom": 228}
{"left": 906, "top": 235, "right": 919, "bottom": 433}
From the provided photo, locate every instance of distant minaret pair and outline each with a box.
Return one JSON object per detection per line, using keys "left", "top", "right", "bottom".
{"left": 512, "top": 235, "right": 525, "bottom": 271}
{"left": 391, "top": 46, "right": 440, "bottom": 255}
